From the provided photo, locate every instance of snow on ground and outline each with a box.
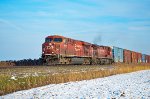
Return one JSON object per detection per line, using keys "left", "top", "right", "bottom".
{"left": 1, "top": 70, "right": 150, "bottom": 99}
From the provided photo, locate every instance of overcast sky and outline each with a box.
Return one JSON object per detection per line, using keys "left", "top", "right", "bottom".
{"left": 0, "top": 0, "right": 150, "bottom": 60}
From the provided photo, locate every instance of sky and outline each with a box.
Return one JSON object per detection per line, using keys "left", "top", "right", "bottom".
{"left": 0, "top": 0, "right": 150, "bottom": 60}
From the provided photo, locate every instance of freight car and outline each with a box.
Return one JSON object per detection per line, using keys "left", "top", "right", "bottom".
{"left": 112, "top": 46, "right": 124, "bottom": 63}
{"left": 113, "top": 47, "right": 149, "bottom": 64}
{"left": 142, "top": 54, "right": 146, "bottom": 63}
{"left": 123, "top": 49, "right": 132, "bottom": 64}
{"left": 42, "top": 35, "right": 113, "bottom": 65}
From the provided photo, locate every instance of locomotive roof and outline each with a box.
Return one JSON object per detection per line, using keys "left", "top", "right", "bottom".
{"left": 46, "top": 35, "right": 90, "bottom": 43}
{"left": 46, "top": 35, "right": 64, "bottom": 38}
{"left": 46, "top": 35, "right": 111, "bottom": 48}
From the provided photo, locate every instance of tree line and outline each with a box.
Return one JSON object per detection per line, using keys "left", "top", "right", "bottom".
{"left": 0, "top": 58, "right": 43, "bottom": 66}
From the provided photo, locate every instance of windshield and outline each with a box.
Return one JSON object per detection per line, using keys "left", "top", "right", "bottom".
{"left": 45, "top": 38, "right": 53, "bottom": 42}
{"left": 54, "top": 38, "right": 62, "bottom": 42}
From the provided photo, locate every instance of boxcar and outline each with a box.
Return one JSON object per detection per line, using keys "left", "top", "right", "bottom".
{"left": 137, "top": 53, "right": 142, "bottom": 63}
{"left": 124, "top": 49, "right": 132, "bottom": 63}
{"left": 131, "top": 51, "right": 138, "bottom": 63}
{"left": 148, "top": 55, "right": 150, "bottom": 63}
{"left": 142, "top": 54, "right": 146, "bottom": 63}
{"left": 145, "top": 55, "right": 149, "bottom": 63}
{"left": 112, "top": 46, "right": 124, "bottom": 62}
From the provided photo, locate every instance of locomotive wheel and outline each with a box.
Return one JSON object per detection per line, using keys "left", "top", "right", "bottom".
{"left": 91, "top": 59, "right": 98, "bottom": 65}
{"left": 65, "top": 58, "right": 71, "bottom": 64}
{"left": 83, "top": 58, "right": 91, "bottom": 65}
{"left": 59, "top": 57, "right": 71, "bottom": 64}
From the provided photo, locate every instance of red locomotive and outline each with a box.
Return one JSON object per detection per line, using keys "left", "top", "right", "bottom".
{"left": 42, "top": 35, "right": 113, "bottom": 65}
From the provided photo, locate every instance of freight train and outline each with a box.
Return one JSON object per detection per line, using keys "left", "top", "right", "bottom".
{"left": 42, "top": 35, "right": 150, "bottom": 65}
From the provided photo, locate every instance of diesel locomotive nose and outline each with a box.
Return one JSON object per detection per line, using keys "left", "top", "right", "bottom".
{"left": 42, "top": 42, "right": 56, "bottom": 55}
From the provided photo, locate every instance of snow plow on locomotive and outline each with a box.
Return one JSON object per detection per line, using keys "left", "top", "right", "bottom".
{"left": 42, "top": 35, "right": 113, "bottom": 65}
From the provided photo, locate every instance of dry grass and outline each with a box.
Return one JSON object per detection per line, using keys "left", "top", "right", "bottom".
{"left": 0, "top": 64, "right": 150, "bottom": 96}
{"left": 0, "top": 62, "right": 15, "bottom": 67}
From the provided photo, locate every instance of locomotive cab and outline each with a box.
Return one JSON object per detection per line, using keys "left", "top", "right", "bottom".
{"left": 42, "top": 35, "right": 63, "bottom": 55}
{"left": 42, "top": 35, "right": 64, "bottom": 65}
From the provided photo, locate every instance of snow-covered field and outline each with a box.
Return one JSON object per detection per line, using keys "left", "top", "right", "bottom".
{"left": 1, "top": 70, "right": 150, "bottom": 99}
